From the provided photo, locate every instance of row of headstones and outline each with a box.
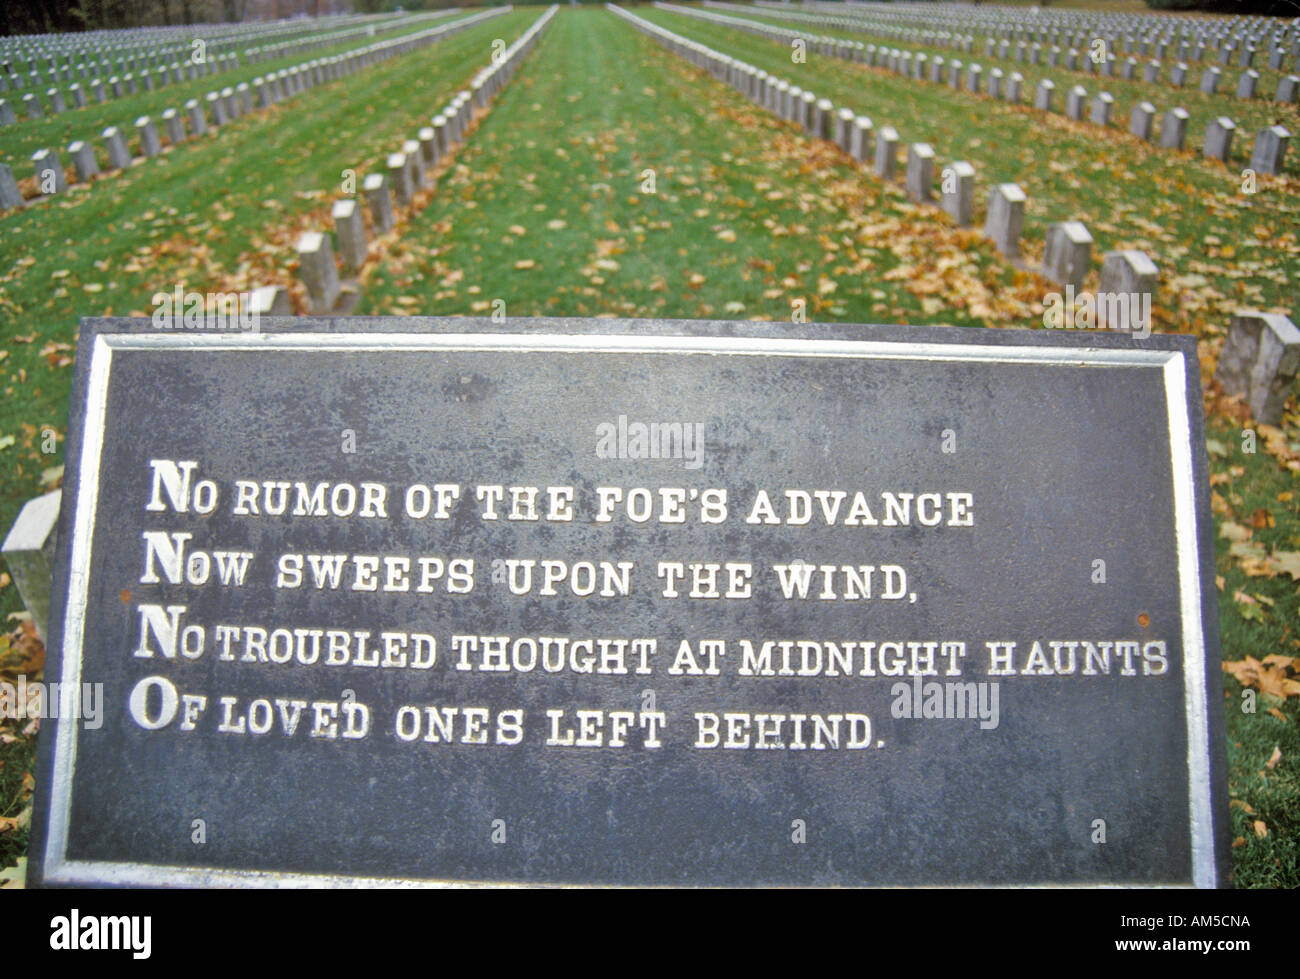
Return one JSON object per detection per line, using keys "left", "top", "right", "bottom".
{"left": 629, "top": 6, "right": 1157, "bottom": 310}
{"left": 696, "top": 3, "right": 1300, "bottom": 105}
{"left": 3, "top": 31, "right": 245, "bottom": 80}
{"left": 879, "top": 40, "right": 1295, "bottom": 106}
{"left": 827, "top": 0, "right": 1300, "bottom": 48}
{"left": 793, "top": 0, "right": 1300, "bottom": 66}
{"left": 664, "top": 3, "right": 1292, "bottom": 175}
{"left": 0, "top": 53, "right": 241, "bottom": 123}
{"left": 0, "top": 10, "right": 417, "bottom": 100}
{"left": 1, "top": 76, "right": 284, "bottom": 207}
{"left": 0, "top": 11, "right": 380, "bottom": 81}
{"left": 296, "top": 96, "right": 475, "bottom": 314}
{"left": 625, "top": 4, "right": 1300, "bottom": 433}
{"left": 861, "top": 40, "right": 1290, "bottom": 174}
{"left": 0, "top": 19, "right": 290, "bottom": 92}
{"left": 830, "top": 0, "right": 1290, "bottom": 33}
{"left": 239, "top": 10, "right": 442, "bottom": 66}
{"left": 0, "top": 9, "right": 441, "bottom": 120}
{"left": 294, "top": 6, "right": 557, "bottom": 315}
{"left": 0, "top": 11, "right": 360, "bottom": 55}
{"left": 824, "top": 2, "right": 1293, "bottom": 100}
{"left": 0, "top": 8, "right": 514, "bottom": 212}
{"left": 1, "top": 49, "right": 240, "bottom": 89}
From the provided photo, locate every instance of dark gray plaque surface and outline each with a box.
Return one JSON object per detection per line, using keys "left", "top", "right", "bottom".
{"left": 29, "top": 317, "right": 1228, "bottom": 887}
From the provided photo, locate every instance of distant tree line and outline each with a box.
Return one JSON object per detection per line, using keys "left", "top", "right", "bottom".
{"left": 8, "top": 0, "right": 233, "bottom": 35}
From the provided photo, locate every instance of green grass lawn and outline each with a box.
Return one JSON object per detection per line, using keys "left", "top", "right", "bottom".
{"left": 0, "top": 4, "right": 1297, "bottom": 887}
{"left": 356, "top": 4, "right": 1033, "bottom": 324}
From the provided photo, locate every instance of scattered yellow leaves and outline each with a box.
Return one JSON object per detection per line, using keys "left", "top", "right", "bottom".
{"left": 1220, "top": 521, "right": 1252, "bottom": 543}
{"left": 1223, "top": 654, "right": 1300, "bottom": 700}
{"left": 1271, "top": 551, "right": 1300, "bottom": 580}
{"left": 1219, "top": 521, "right": 1300, "bottom": 579}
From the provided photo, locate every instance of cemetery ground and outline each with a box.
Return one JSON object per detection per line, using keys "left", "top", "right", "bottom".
{"left": 0, "top": 14, "right": 464, "bottom": 170}
{"left": 709, "top": 4, "right": 1300, "bottom": 165}
{"left": 1, "top": 3, "right": 1299, "bottom": 887}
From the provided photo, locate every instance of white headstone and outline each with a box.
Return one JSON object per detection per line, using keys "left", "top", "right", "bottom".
{"left": 1215, "top": 311, "right": 1300, "bottom": 425}
{"left": 985, "top": 183, "right": 1027, "bottom": 257}
{"left": 1043, "top": 221, "right": 1093, "bottom": 289}
{"left": 296, "top": 231, "right": 340, "bottom": 314}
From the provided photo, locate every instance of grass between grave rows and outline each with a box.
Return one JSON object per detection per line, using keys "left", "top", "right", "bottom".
{"left": 0, "top": 4, "right": 1297, "bottom": 886}
{"left": 198, "top": 6, "right": 558, "bottom": 309}
{"left": 0, "top": 11, "right": 459, "bottom": 174}
{"left": 642, "top": 5, "right": 1300, "bottom": 325}
{"left": 357, "top": 6, "right": 1032, "bottom": 323}
{"left": 725, "top": 0, "right": 1300, "bottom": 141}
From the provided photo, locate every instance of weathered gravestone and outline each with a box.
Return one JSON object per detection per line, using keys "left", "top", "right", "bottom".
{"left": 28, "top": 317, "right": 1229, "bottom": 887}
{"left": 2, "top": 489, "right": 62, "bottom": 643}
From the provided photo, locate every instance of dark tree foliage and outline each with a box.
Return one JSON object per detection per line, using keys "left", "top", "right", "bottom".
{"left": 0, "top": 0, "right": 411, "bottom": 36}
{"left": 1146, "top": 0, "right": 1300, "bottom": 14}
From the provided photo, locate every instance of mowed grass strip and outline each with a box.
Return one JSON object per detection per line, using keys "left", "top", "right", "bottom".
{"left": 0, "top": 7, "right": 539, "bottom": 600}
{"left": 212, "top": 9, "right": 560, "bottom": 305}
{"left": 359, "top": 6, "right": 1039, "bottom": 326}
{"left": 644, "top": 6, "right": 1300, "bottom": 324}
{"left": 728, "top": 2, "right": 1300, "bottom": 156}
{"left": 0, "top": 11, "right": 461, "bottom": 171}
